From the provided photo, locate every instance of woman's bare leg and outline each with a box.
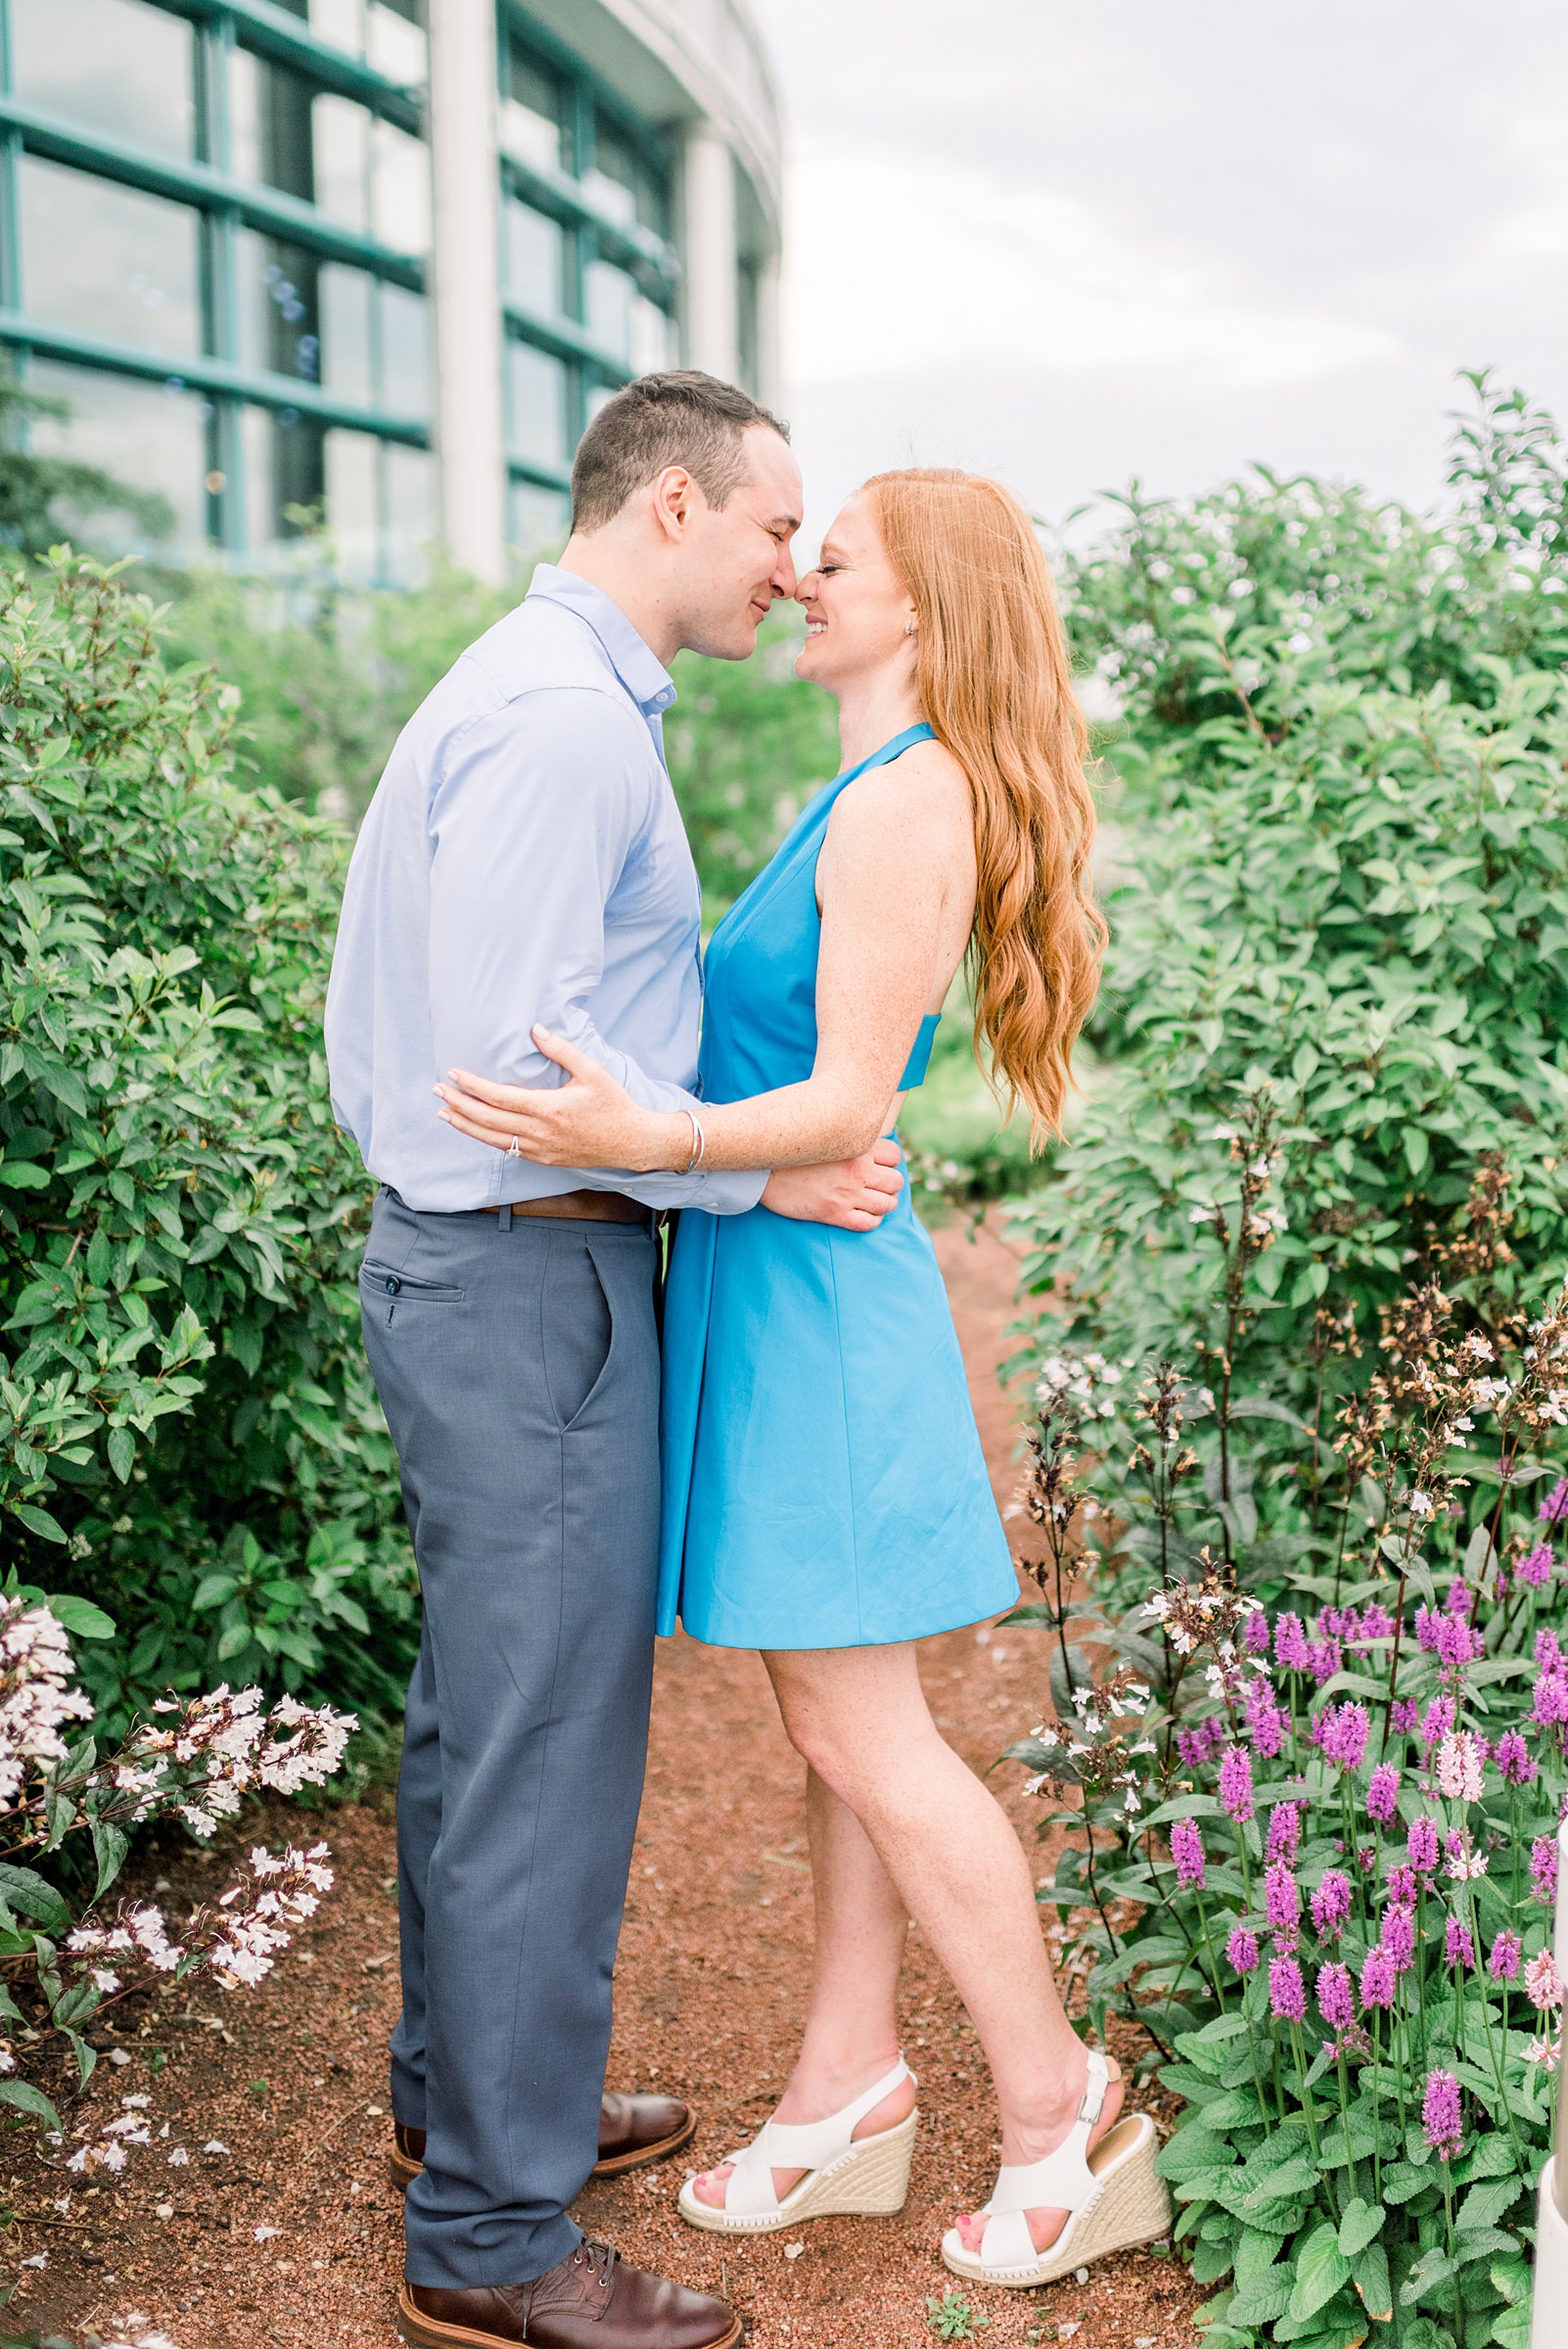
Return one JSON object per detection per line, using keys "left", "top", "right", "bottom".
{"left": 696, "top": 1640, "right": 1121, "bottom": 2247}
{"left": 691, "top": 1767, "right": 915, "bottom": 2204}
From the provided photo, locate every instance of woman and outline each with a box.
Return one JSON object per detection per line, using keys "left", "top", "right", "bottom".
{"left": 434, "top": 470, "right": 1171, "bottom": 2290}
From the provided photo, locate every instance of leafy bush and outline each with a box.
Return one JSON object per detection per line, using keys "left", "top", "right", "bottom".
{"left": 1003, "top": 1144, "right": 1562, "bottom": 2349}
{"left": 0, "top": 554, "right": 413, "bottom": 1732}
{"left": 1027, "top": 374, "right": 1568, "bottom": 1381}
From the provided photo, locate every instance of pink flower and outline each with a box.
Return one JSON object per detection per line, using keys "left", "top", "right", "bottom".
{"left": 1421, "top": 1696, "right": 1456, "bottom": 1749}
{"left": 1525, "top": 1951, "right": 1565, "bottom": 2013}
{"left": 1269, "top": 1956, "right": 1306, "bottom": 2022}
{"left": 1242, "top": 1614, "right": 1271, "bottom": 1655}
{"left": 1267, "top": 1804, "right": 1302, "bottom": 1865}
{"left": 1360, "top": 1947, "right": 1396, "bottom": 2010}
{"left": 1219, "top": 1746, "right": 1254, "bottom": 1822}
{"left": 1518, "top": 1543, "right": 1555, "bottom": 1589}
{"left": 1385, "top": 1863, "right": 1417, "bottom": 1907}
{"left": 1226, "top": 1927, "right": 1260, "bottom": 1975}
{"left": 1444, "top": 1915, "right": 1475, "bottom": 1971}
{"left": 1176, "top": 1717, "right": 1224, "bottom": 1770}
{"left": 1244, "top": 1680, "right": 1286, "bottom": 1759}
{"left": 1436, "top": 1730, "right": 1485, "bottom": 1804}
{"left": 1366, "top": 1765, "right": 1401, "bottom": 1825}
{"left": 1275, "top": 1614, "right": 1312, "bottom": 1672}
{"left": 1310, "top": 1869, "right": 1353, "bottom": 1940}
{"left": 1316, "top": 1961, "right": 1354, "bottom": 2030}
{"left": 1489, "top": 1931, "right": 1521, "bottom": 1982}
{"left": 1384, "top": 1903, "right": 1416, "bottom": 1974}
{"left": 1534, "top": 1837, "right": 1560, "bottom": 1905}
{"left": 1389, "top": 1699, "right": 1420, "bottom": 1735}
{"left": 1494, "top": 1730, "right": 1536, "bottom": 1786}
{"left": 1319, "top": 1702, "right": 1369, "bottom": 1772}
{"left": 1540, "top": 1476, "right": 1568, "bottom": 1525}
{"left": 1266, "top": 1861, "right": 1301, "bottom": 1948}
{"left": 1422, "top": 2067, "right": 1462, "bottom": 2159}
{"left": 1171, "top": 1819, "right": 1207, "bottom": 1889}
{"left": 1407, "top": 1817, "right": 1441, "bottom": 1875}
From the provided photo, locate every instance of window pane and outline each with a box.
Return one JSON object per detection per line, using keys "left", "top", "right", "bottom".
{"left": 385, "top": 444, "right": 435, "bottom": 585}
{"left": 584, "top": 260, "right": 633, "bottom": 364}
{"left": 242, "top": 404, "right": 326, "bottom": 551}
{"left": 631, "top": 296, "right": 676, "bottom": 375}
{"left": 589, "top": 116, "right": 669, "bottom": 237}
{"left": 503, "top": 200, "right": 564, "bottom": 317}
{"left": 319, "top": 263, "right": 375, "bottom": 406}
{"left": 325, "top": 427, "right": 379, "bottom": 579}
{"left": 313, "top": 95, "right": 371, "bottom": 232}
{"left": 379, "top": 284, "right": 431, "bottom": 417}
{"left": 20, "top": 159, "right": 201, "bottom": 354}
{"left": 371, "top": 119, "right": 431, "bottom": 253}
{"left": 509, "top": 481, "right": 569, "bottom": 559}
{"left": 235, "top": 232, "right": 321, "bottom": 386}
{"left": 26, "top": 359, "right": 208, "bottom": 556}
{"left": 309, "top": 0, "right": 365, "bottom": 55}
{"left": 366, "top": 1, "right": 427, "bottom": 86}
{"left": 11, "top": 0, "right": 194, "bottom": 161}
{"left": 502, "top": 49, "right": 567, "bottom": 175}
{"left": 506, "top": 342, "right": 568, "bottom": 470}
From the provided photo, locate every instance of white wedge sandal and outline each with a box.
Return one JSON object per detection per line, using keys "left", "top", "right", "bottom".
{"left": 941, "top": 2050, "right": 1171, "bottom": 2290}
{"left": 677, "top": 2057, "right": 917, "bottom": 2236}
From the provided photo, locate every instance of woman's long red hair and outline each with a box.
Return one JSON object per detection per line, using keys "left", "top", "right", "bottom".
{"left": 861, "top": 468, "right": 1106, "bottom": 1143}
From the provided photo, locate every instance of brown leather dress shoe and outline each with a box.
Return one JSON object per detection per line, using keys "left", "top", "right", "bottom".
{"left": 390, "top": 2095, "right": 695, "bottom": 2194}
{"left": 396, "top": 2239, "right": 740, "bottom": 2349}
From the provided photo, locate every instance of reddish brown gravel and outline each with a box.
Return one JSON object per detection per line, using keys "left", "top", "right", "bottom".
{"left": 4, "top": 1213, "right": 1201, "bottom": 2349}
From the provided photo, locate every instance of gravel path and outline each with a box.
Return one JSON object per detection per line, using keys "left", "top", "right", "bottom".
{"left": 7, "top": 1215, "right": 1200, "bottom": 2349}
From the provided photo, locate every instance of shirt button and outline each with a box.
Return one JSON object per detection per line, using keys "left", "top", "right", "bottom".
{"left": 384, "top": 1275, "right": 401, "bottom": 1294}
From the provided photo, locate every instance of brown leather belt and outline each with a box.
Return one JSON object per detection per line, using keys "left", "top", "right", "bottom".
{"left": 480, "top": 1189, "right": 651, "bottom": 1225}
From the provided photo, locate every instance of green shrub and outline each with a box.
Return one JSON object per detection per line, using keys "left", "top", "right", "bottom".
{"left": 1025, "top": 375, "right": 1568, "bottom": 1382}
{"left": 0, "top": 554, "right": 411, "bottom": 1733}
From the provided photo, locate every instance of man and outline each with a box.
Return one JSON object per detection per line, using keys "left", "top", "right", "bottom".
{"left": 326, "top": 372, "right": 902, "bottom": 2349}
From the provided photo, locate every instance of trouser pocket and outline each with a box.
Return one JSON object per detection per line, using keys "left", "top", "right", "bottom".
{"left": 541, "top": 1231, "right": 614, "bottom": 1430}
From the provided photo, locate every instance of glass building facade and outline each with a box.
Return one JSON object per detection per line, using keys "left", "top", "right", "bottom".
{"left": 0, "top": 0, "right": 782, "bottom": 581}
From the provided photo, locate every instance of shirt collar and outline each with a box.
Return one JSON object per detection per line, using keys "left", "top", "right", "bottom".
{"left": 526, "top": 564, "right": 677, "bottom": 718}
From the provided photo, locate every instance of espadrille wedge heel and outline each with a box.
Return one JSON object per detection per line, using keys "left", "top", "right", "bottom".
{"left": 677, "top": 2058, "right": 917, "bottom": 2236}
{"left": 941, "top": 2051, "right": 1172, "bottom": 2290}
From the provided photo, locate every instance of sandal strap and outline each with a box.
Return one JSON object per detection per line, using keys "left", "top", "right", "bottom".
{"left": 986, "top": 2051, "right": 1111, "bottom": 2223}
{"left": 978, "top": 2206, "right": 1039, "bottom": 2275}
{"left": 720, "top": 2058, "right": 912, "bottom": 2218}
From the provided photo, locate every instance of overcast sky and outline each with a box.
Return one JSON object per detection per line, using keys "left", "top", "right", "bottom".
{"left": 754, "top": 0, "right": 1568, "bottom": 548}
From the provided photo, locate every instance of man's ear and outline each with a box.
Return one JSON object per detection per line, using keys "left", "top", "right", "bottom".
{"left": 648, "top": 465, "right": 700, "bottom": 544}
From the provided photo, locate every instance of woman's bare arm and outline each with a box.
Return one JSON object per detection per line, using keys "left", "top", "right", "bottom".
{"left": 435, "top": 743, "right": 977, "bottom": 1174}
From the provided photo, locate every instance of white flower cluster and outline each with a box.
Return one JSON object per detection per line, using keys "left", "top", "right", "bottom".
{"left": 208, "top": 1842, "right": 335, "bottom": 1988}
{"left": 0, "top": 1598, "right": 94, "bottom": 1803}
{"left": 1036, "top": 1352, "right": 1126, "bottom": 1421}
{"left": 113, "top": 1685, "right": 357, "bottom": 1836}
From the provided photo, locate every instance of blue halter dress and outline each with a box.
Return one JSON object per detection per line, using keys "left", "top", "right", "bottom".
{"left": 657, "top": 723, "right": 1020, "bottom": 1650}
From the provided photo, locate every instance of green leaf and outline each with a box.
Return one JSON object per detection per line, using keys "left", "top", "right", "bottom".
{"left": 1288, "top": 2221, "right": 1352, "bottom": 2322}
{"left": 0, "top": 2078, "right": 60, "bottom": 2130}
{"left": 1337, "top": 2197, "right": 1385, "bottom": 2258}
{"left": 90, "top": 1819, "right": 129, "bottom": 1902}
{"left": 42, "top": 1594, "right": 115, "bottom": 1640}
{"left": 1456, "top": 2175, "right": 1524, "bottom": 2234}
{"left": 1225, "top": 2266, "right": 1294, "bottom": 2326}
{"left": 64, "top": 2028, "right": 96, "bottom": 2088}
{"left": 0, "top": 1161, "right": 49, "bottom": 1188}
{"left": 0, "top": 1865, "right": 71, "bottom": 1937}
{"left": 9, "top": 1503, "right": 66, "bottom": 1545}
{"left": 1353, "top": 2238, "right": 1393, "bottom": 2323}
{"left": 106, "top": 1423, "right": 137, "bottom": 1483}
{"left": 1491, "top": 2307, "right": 1531, "bottom": 2349}
{"left": 192, "top": 1572, "right": 238, "bottom": 1613}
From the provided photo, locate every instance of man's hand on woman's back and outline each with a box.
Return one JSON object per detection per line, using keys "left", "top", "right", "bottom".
{"left": 761, "top": 1138, "right": 904, "bottom": 1230}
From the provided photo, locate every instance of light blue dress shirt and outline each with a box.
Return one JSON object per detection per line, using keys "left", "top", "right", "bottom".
{"left": 325, "top": 565, "right": 767, "bottom": 1216}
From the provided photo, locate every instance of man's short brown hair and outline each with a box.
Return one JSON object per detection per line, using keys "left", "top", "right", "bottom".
{"left": 570, "top": 371, "right": 789, "bottom": 534}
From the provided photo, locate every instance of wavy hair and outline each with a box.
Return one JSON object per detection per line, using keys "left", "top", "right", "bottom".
{"left": 860, "top": 468, "right": 1106, "bottom": 1143}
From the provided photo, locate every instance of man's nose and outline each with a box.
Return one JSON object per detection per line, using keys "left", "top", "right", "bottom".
{"left": 771, "top": 544, "right": 799, "bottom": 600}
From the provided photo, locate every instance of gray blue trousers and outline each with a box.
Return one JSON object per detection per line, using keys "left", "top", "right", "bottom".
{"left": 358, "top": 1189, "right": 661, "bottom": 2287}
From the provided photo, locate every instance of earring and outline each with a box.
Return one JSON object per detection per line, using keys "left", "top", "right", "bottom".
{"left": 903, "top": 619, "right": 916, "bottom": 636}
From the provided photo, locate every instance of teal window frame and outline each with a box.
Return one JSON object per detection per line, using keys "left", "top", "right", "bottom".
{"left": 0, "top": 0, "right": 429, "bottom": 559}
{"left": 499, "top": 4, "right": 677, "bottom": 501}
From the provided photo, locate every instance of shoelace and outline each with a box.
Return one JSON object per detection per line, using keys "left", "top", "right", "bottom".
{"left": 571, "top": 2239, "right": 619, "bottom": 2291}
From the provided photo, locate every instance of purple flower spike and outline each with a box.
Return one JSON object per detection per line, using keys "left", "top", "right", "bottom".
{"left": 1445, "top": 1578, "right": 1471, "bottom": 1619}
{"left": 1518, "top": 1543, "right": 1555, "bottom": 1590}
{"left": 1269, "top": 1955, "right": 1306, "bottom": 2022}
{"left": 1540, "top": 1475, "right": 1568, "bottom": 1525}
{"left": 1444, "top": 1914, "right": 1475, "bottom": 1971}
{"left": 1310, "top": 1868, "right": 1353, "bottom": 1940}
{"left": 1433, "top": 1614, "right": 1485, "bottom": 1670}
{"left": 1244, "top": 1680, "right": 1286, "bottom": 1760}
{"left": 1494, "top": 1729, "right": 1536, "bottom": 1787}
{"left": 1266, "top": 1860, "right": 1302, "bottom": 1945}
{"left": 1389, "top": 1698, "right": 1420, "bottom": 1736}
{"left": 1386, "top": 1862, "right": 1417, "bottom": 1907}
{"left": 1226, "top": 1926, "right": 1261, "bottom": 1975}
{"left": 1533, "top": 1668, "right": 1568, "bottom": 1734}
{"left": 1267, "top": 1803, "right": 1302, "bottom": 1865}
{"left": 1171, "top": 1818, "right": 1207, "bottom": 1889}
{"left": 1219, "top": 1746, "right": 1255, "bottom": 1822}
{"left": 1275, "top": 1613, "right": 1312, "bottom": 1672}
{"left": 1489, "top": 1930, "right": 1521, "bottom": 1982}
{"left": 1319, "top": 1702, "right": 1370, "bottom": 1772}
{"left": 1422, "top": 2067, "right": 1462, "bottom": 2159}
{"left": 1360, "top": 1946, "right": 1396, "bottom": 2011}
{"left": 1316, "top": 1960, "right": 1354, "bottom": 2030}
{"left": 1366, "top": 1764, "right": 1401, "bottom": 1825}
{"left": 1243, "top": 1613, "right": 1271, "bottom": 1654}
{"left": 1383, "top": 1903, "right": 1416, "bottom": 1974}
{"left": 1421, "top": 1696, "right": 1456, "bottom": 1749}
{"left": 1407, "top": 1817, "right": 1441, "bottom": 1875}
{"left": 1532, "top": 1836, "right": 1559, "bottom": 1905}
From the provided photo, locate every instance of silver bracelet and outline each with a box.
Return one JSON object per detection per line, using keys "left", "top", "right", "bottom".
{"left": 683, "top": 1108, "right": 707, "bottom": 1174}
